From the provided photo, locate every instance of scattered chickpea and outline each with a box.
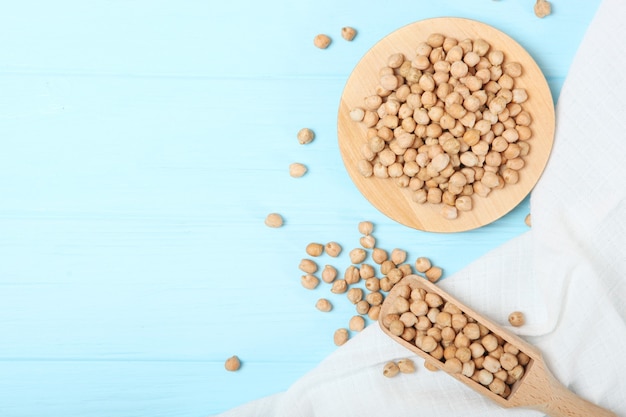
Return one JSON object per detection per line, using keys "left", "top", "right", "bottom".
{"left": 306, "top": 242, "right": 324, "bottom": 257}
{"left": 383, "top": 361, "right": 400, "bottom": 377}
{"left": 301, "top": 274, "right": 320, "bottom": 289}
{"left": 297, "top": 127, "right": 315, "bottom": 144}
{"left": 415, "top": 257, "right": 432, "bottom": 273}
{"left": 368, "top": 305, "right": 381, "bottom": 320}
{"left": 534, "top": 0, "right": 552, "bottom": 18}
{"left": 360, "top": 235, "right": 376, "bottom": 249}
{"left": 334, "top": 328, "right": 349, "bottom": 346}
{"left": 358, "top": 221, "right": 374, "bottom": 235}
{"left": 325, "top": 242, "right": 342, "bottom": 257}
{"left": 346, "top": 287, "right": 364, "bottom": 304}
{"left": 508, "top": 311, "right": 525, "bottom": 327}
{"left": 349, "top": 248, "right": 367, "bottom": 264}
{"left": 289, "top": 162, "right": 308, "bottom": 178}
{"left": 349, "top": 315, "right": 366, "bottom": 332}
{"left": 315, "top": 298, "right": 333, "bottom": 312}
{"left": 314, "top": 34, "right": 331, "bottom": 49}
{"left": 525, "top": 213, "right": 532, "bottom": 227}
{"left": 355, "top": 300, "right": 370, "bottom": 315}
{"left": 330, "top": 279, "right": 348, "bottom": 294}
{"left": 224, "top": 355, "right": 241, "bottom": 372}
{"left": 264, "top": 213, "right": 284, "bottom": 228}
{"left": 321, "top": 265, "right": 337, "bottom": 283}
{"left": 341, "top": 26, "right": 357, "bottom": 41}
{"left": 391, "top": 248, "right": 407, "bottom": 265}
{"left": 425, "top": 266, "right": 443, "bottom": 283}
{"left": 397, "top": 358, "right": 416, "bottom": 374}
{"left": 372, "top": 248, "right": 388, "bottom": 264}
{"left": 298, "top": 258, "right": 318, "bottom": 274}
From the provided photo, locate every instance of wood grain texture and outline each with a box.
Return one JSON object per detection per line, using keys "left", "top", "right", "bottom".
{"left": 338, "top": 18, "right": 555, "bottom": 232}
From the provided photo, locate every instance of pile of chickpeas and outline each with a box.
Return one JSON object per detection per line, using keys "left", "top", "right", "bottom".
{"left": 350, "top": 34, "right": 532, "bottom": 219}
{"left": 381, "top": 283, "right": 529, "bottom": 398}
{"left": 298, "top": 221, "right": 443, "bottom": 348}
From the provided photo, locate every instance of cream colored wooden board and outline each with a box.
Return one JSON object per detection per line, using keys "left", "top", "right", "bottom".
{"left": 338, "top": 17, "right": 555, "bottom": 233}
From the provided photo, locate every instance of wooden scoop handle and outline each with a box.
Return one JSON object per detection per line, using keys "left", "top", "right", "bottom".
{"left": 531, "top": 369, "right": 617, "bottom": 417}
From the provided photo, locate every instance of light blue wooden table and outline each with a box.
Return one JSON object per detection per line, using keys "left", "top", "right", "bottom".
{"left": 0, "top": 1, "right": 602, "bottom": 416}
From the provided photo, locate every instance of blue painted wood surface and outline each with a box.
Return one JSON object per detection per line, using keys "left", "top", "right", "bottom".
{"left": 0, "top": 1, "right": 602, "bottom": 416}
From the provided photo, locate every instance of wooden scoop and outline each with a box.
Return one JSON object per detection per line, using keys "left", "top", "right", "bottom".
{"left": 379, "top": 275, "right": 617, "bottom": 417}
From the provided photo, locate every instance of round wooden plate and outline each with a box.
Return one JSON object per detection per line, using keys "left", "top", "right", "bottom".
{"left": 337, "top": 18, "right": 555, "bottom": 233}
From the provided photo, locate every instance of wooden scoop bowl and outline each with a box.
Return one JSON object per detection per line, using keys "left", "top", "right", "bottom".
{"left": 379, "top": 275, "right": 617, "bottom": 417}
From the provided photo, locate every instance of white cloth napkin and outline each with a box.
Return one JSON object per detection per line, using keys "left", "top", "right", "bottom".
{"left": 216, "top": 0, "right": 626, "bottom": 414}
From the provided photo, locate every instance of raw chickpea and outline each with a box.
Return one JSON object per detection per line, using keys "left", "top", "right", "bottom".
{"left": 360, "top": 235, "right": 376, "bottom": 249}
{"left": 500, "top": 352, "right": 519, "bottom": 371}
{"left": 424, "top": 292, "right": 443, "bottom": 308}
{"left": 301, "top": 274, "right": 320, "bottom": 289}
{"left": 489, "top": 378, "right": 506, "bottom": 395}
{"left": 389, "top": 319, "right": 405, "bottom": 336}
{"left": 444, "top": 358, "right": 463, "bottom": 374}
{"left": 380, "top": 260, "right": 395, "bottom": 275}
{"left": 264, "top": 213, "right": 284, "bottom": 228}
{"left": 334, "top": 328, "right": 349, "bottom": 346}
{"left": 477, "top": 369, "right": 494, "bottom": 386}
{"left": 534, "top": 0, "right": 552, "bottom": 18}
{"left": 372, "top": 248, "right": 388, "bottom": 264}
{"left": 224, "top": 355, "right": 241, "bottom": 372}
{"left": 365, "top": 277, "right": 380, "bottom": 292}
{"left": 358, "top": 220, "right": 374, "bottom": 235}
{"left": 398, "top": 358, "right": 416, "bottom": 373}
{"left": 350, "top": 107, "right": 365, "bottom": 122}
{"left": 398, "top": 263, "right": 413, "bottom": 277}
{"left": 315, "top": 298, "right": 333, "bottom": 312}
{"left": 325, "top": 242, "right": 342, "bottom": 257}
{"left": 424, "top": 361, "right": 440, "bottom": 372}
{"left": 357, "top": 160, "right": 373, "bottom": 177}
{"left": 368, "top": 305, "right": 381, "bottom": 321}
{"left": 346, "top": 287, "right": 364, "bottom": 304}
{"left": 297, "top": 127, "right": 315, "bottom": 144}
{"left": 425, "top": 266, "right": 443, "bottom": 283}
{"left": 400, "top": 311, "right": 418, "bottom": 327}
{"left": 482, "top": 334, "right": 499, "bottom": 352}
{"left": 359, "top": 264, "right": 375, "bottom": 280}
{"left": 330, "top": 279, "right": 348, "bottom": 294}
{"left": 410, "top": 299, "right": 429, "bottom": 316}
{"left": 317, "top": 266, "right": 336, "bottom": 285}
{"left": 314, "top": 34, "right": 331, "bottom": 49}
{"left": 306, "top": 242, "right": 324, "bottom": 257}
{"left": 341, "top": 26, "right": 357, "bottom": 41}
{"left": 414, "top": 257, "right": 432, "bottom": 273}
{"left": 525, "top": 213, "right": 532, "bottom": 227}
{"left": 349, "top": 315, "right": 366, "bottom": 332}
{"left": 420, "top": 335, "right": 438, "bottom": 353}
{"left": 379, "top": 277, "right": 393, "bottom": 292}
{"left": 299, "top": 259, "right": 318, "bottom": 274}
{"left": 483, "top": 355, "right": 502, "bottom": 373}
{"left": 344, "top": 265, "right": 360, "bottom": 285}
{"left": 356, "top": 300, "right": 370, "bottom": 315}
{"left": 508, "top": 311, "right": 525, "bottom": 327}
{"left": 383, "top": 361, "right": 400, "bottom": 378}
{"left": 391, "top": 248, "right": 407, "bottom": 265}
{"left": 366, "top": 291, "right": 384, "bottom": 306}
{"left": 349, "top": 248, "right": 367, "bottom": 264}
{"left": 289, "top": 163, "right": 308, "bottom": 178}
{"left": 463, "top": 323, "right": 481, "bottom": 340}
